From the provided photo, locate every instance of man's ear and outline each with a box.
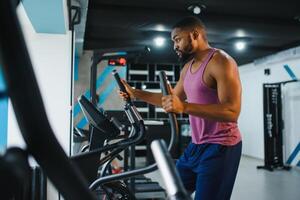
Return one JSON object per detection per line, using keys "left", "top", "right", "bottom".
{"left": 192, "top": 29, "right": 199, "bottom": 39}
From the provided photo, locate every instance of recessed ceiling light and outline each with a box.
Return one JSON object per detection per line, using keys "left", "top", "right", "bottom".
{"left": 235, "top": 41, "right": 246, "bottom": 51}
{"left": 229, "top": 37, "right": 251, "bottom": 51}
{"left": 187, "top": 4, "right": 206, "bottom": 15}
{"left": 154, "top": 37, "right": 165, "bottom": 47}
{"left": 193, "top": 6, "right": 201, "bottom": 14}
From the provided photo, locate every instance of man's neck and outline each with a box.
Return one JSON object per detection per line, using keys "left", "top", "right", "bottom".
{"left": 193, "top": 43, "right": 211, "bottom": 61}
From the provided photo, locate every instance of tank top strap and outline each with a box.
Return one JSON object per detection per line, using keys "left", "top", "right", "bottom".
{"left": 198, "top": 48, "right": 217, "bottom": 76}
{"left": 184, "top": 58, "right": 195, "bottom": 79}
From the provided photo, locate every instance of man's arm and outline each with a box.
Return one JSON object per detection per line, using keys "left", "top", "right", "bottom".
{"left": 119, "top": 80, "right": 162, "bottom": 106}
{"left": 162, "top": 53, "right": 242, "bottom": 122}
{"left": 120, "top": 64, "right": 188, "bottom": 106}
{"left": 133, "top": 89, "right": 163, "bottom": 106}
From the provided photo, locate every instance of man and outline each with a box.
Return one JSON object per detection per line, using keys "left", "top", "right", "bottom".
{"left": 119, "top": 16, "right": 242, "bottom": 200}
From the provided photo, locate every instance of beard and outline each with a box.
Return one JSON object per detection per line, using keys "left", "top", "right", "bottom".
{"left": 178, "top": 51, "right": 193, "bottom": 63}
{"left": 177, "top": 41, "right": 194, "bottom": 64}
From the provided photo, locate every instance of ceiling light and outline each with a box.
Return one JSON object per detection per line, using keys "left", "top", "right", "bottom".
{"left": 229, "top": 37, "right": 251, "bottom": 52}
{"left": 156, "top": 24, "right": 165, "bottom": 31}
{"left": 235, "top": 41, "right": 246, "bottom": 51}
{"left": 193, "top": 6, "right": 201, "bottom": 14}
{"left": 187, "top": 4, "right": 206, "bottom": 15}
{"left": 154, "top": 37, "right": 165, "bottom": 47}
{"left": 236, "top": 30, "right": 246, "bottom": 37}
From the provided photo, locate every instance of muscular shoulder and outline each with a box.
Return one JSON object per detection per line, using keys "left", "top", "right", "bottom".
{"left": 209, "top": 49, "right": 238, "bottom": 77}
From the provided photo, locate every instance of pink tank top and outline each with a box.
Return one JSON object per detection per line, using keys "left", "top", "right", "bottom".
{"left": 183, "top": 48, "right": 241, "bottom": 145}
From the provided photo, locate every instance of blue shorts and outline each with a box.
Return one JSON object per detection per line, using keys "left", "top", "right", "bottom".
{"left": 176, "top": 141, "right": 242, "bottom": 200}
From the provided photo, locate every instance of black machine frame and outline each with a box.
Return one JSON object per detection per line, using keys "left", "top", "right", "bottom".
{"left": 257, "top": 80, "right": 297, "bottom": 171}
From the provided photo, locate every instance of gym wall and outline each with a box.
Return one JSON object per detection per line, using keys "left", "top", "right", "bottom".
{"left": 73, "top": 51, "right": 93, "bottom": 130}
{"left": 73, "top": 51, "right": 126, "bottom": 130}
{"left": 239, "top": 46, "right": 300, "bottom": 167}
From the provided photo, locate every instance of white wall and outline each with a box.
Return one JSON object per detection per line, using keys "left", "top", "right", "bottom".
{"left": 282, "top": 82, "right": 300, "bottom": 166}
{"left": 238, "top": 47, "right": 300, "bottom": 161}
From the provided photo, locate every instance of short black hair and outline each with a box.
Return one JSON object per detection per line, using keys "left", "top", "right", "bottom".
{"left": 172, "top": 16, "right": 206, "bottom": 31}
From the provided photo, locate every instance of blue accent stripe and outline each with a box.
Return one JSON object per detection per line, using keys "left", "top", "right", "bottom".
{"left": 96, "top": 66, "right": 116, "bottom": 89}
{"left": 0, "top": 67, "right": 8, "bottom": 151}
{"left": 283, "top": 65, "right": 298, "bottom": 80}
{"left": 73, "top": 66, "right": 113, "bottom": 117}
{"left": 75, "top": 67, "right": 117, "bottom": 127}
{"left": 104, "top": 52, "right": 127, "bottom": 56}
{"left": 116, "top": 52, "right": 127, "bottom": 55}
{"left": 74, "top": 103, "right": 81, "bottom": 117}
{"left": 77, "top": 117, "right": 88, "bottom": 129}
{"left": 74, "top": 90, "right": 90, "bottom": 116}
{"left": 99, "top": 68, "right": 126, "bottom": 105}
{"left": 283, "top": 64, "right": 300, "bottom": 166}
{"left": 0, "top": 99, "right": 8, "bottom": 151}
{"left": 74, "top": 55, "right": 79, "bottom": 81}
{"left": 74, "top": 66, "right": 126, "bottom": 128}
{"left": 286, "top": 142, "right": 300, "bottom": 164}
{"left": 22, "top": 0, "right": 66, "bottom": 34}
{"left": 99, "top": 82, "right": 118, "bottom": 105}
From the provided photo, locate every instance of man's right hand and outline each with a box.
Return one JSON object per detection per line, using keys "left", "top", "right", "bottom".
{"left": 118, "top": 79, "right": 136, "bottom": 101}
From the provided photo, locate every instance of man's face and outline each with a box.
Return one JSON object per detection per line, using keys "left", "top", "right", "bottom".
{"left": 171, "top": 28, "right": 194, "bottom": 62}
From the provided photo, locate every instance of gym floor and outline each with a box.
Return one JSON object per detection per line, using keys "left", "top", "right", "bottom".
{"left": 144, "top": 156, "right": 300, "bottom": 200}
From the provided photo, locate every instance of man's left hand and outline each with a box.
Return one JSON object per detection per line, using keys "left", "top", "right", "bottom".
{"left": 162, "top": 94, "right": 185, "bottom": 114}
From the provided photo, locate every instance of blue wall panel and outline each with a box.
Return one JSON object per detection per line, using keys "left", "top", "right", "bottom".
{"left": 0, "top": 68, "right": 8, "bottom": 151}
{"left": 22, "top": 0, "right": 66, "bottom": 34}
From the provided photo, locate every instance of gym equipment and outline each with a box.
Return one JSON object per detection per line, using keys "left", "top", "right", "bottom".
{"left": 257, "top": 81, "right": 294, "bottom": 171}
{"left": 78, "top": 95, "right": 124, "bottom": 151}
{"left": 88, "top": 70, "right": 179, "bottom": 194}
{"left": 73, "top": 70, "right": 180, "bottom": 198}
{"left": 71, "top": 94, "right": 145, "bottom": 182}
{"left": 151, "top": 140, "right": 191, "bottom": 200}
{"left": 73, "top": 94, "right": 142, "bottom": 198}
{"left": 0, "top": 148, "right": 31, "bottom": 199}
{"left": 71, "top": 75, "right": 170, "bottom": 199}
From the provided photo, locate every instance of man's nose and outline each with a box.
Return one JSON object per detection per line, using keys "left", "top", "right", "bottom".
{"left": 174, "top": 44, "right": 178, "bottom": 51}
